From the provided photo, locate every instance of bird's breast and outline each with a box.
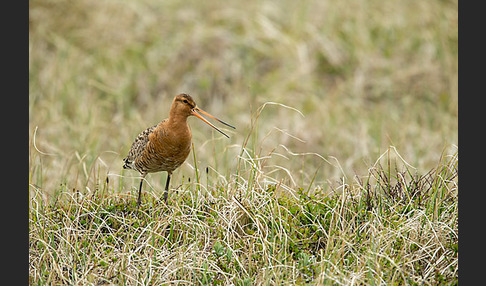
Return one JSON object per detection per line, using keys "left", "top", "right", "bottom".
{"left": 143, "top": 123, "right": 192, "bottom": 172}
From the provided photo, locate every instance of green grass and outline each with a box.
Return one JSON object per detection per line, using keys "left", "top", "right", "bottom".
{"left": 29, "top": 0, "right": 457, "bottom": 284}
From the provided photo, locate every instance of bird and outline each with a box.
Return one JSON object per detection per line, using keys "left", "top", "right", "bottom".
{"left": 123, "top": 93, "right": 235, "bottom": 206}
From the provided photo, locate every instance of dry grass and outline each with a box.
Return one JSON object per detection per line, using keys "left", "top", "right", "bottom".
{"left": 29, "top": 146, "right": 457, "bottom": 285}
{"left": 29, "top": 0, "right": 457, "bottom": 284}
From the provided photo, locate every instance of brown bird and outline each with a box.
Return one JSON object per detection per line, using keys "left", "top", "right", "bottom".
{"left": 123, "top": 93, "right": 235, "bottom": 206}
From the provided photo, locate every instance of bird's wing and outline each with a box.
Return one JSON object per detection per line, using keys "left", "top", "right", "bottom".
{"left": 123, "top": 123, "right": 158, "bottom": 169}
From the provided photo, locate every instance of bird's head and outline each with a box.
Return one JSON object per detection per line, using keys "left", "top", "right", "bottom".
{"left": 172, "top": 93, "right": 235, "bottom": 138}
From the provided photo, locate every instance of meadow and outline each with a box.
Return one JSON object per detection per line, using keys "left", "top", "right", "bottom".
{"left": 29, "top": 0, "right": 458, "bottom": 284}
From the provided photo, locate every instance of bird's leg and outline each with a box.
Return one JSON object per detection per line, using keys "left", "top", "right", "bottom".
{"left": 162, "top": 173, "right": 171, "bottom": 203}
{"left": 137, "top": 174, "right": 145, "bottom": 207}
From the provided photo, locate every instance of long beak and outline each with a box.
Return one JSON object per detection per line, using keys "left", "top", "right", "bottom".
{"left": 191, "top": 107, "right": 235, "bottom": 138}
{"left": 195, "top": 108, "right": 236, "bottom": 129}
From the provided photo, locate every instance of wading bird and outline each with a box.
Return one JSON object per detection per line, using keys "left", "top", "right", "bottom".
{"left": 123, "top": 93, "right": 235, "bottom": 206}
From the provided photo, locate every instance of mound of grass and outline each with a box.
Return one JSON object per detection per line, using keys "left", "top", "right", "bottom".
{"left": 29, "top": 147, "right": 457, "bottom": 285}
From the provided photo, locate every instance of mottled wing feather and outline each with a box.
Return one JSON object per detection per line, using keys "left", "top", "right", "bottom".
{"left": 123, "top": 124, "right": 158, "bottom": 171}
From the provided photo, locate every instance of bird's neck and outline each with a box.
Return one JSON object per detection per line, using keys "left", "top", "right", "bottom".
{"left": 167, "top": 112, "right": 190, "bottom": 130}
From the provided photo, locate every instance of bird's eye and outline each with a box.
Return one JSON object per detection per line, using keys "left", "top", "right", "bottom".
{"left": 183, "top": 99, "right": 188, "bottom": 104}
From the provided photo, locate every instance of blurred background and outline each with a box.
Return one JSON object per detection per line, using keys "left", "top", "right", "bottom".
{"left": 29, "top": 0, "right": 457, "bottom": 199}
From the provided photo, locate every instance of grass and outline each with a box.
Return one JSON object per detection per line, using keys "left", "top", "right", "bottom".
{"left": 29, "top": 146, "right": 457, "bottom": 285}
{"left": 29, "top": 0, "right": 457, "bottom": 284}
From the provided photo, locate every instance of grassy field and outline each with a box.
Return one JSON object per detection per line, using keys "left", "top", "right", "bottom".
{"left": 29, "top": 0, "right": 457, "bottom": 284}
